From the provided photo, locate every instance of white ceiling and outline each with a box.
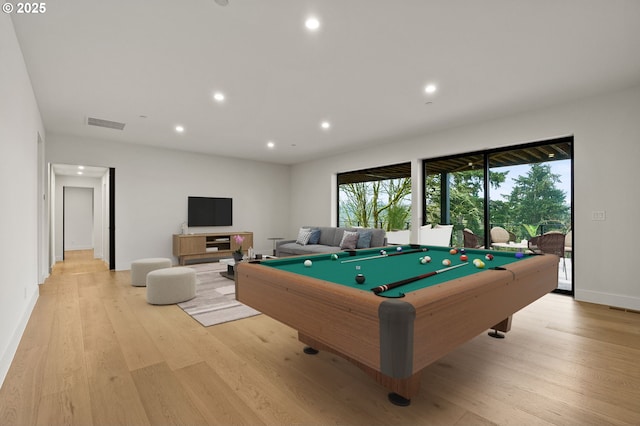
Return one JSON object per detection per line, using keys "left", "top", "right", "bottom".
{"left": 11, "top": 0, "right": 640, "bottom": 165}
{"left": 51, "top": 164, "right": 108, "bottom": 179}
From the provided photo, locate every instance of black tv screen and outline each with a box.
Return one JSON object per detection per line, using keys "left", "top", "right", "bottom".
{"left": 188, "top": 197, "right": 232, "bottom": 226}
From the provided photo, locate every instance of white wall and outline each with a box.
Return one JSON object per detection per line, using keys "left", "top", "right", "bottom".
{"left": 63, "top": 187, "right": 94, "bottom": 250}
{"left": 46, "top": 135, "right": 292, "bottom": 270}
{"left": 0, "top": 14, "right": 44, "bottom": 385}
{"left": 290, "top": 85, "right": 640, "bottom": 311}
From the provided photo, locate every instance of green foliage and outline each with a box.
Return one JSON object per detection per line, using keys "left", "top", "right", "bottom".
{"left": 386, "top": 204, "right": 410, "bottom": 231}
{"left": 521, "top": 224, "right": 539, "bottom": 238}
{"left": 339, "top": 182, "right": 375, "bottom": 227}
{"left": 506, "top": 163, "right": 569, "bottom": 230}
{"left": 339, "top": 178, "right": 411, "bottom": 230}
{"left": 425, "top": 169, "right": 508, "bottom": 236}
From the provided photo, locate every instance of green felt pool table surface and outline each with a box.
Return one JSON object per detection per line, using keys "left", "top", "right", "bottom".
{"left": 259, "top": 245, "right": 527, "bottom": 298}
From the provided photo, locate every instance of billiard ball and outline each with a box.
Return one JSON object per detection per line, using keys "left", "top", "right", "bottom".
{"left": 303, "top": 259, "right": 312, "bottom": 267}
{"left": 460, "top": 254, "right": 468, "bottom": 261}
{"left": 331, "top": 253, "right": 338, "bottom": 260}
{"left": 459, "top": 248, "right": 466, "bottom": 254}
{"left": 355, "top": 274, "right": 366, "bottom": 284}
{"left": 515, "top": 252, "right": 524, "bottom": 259}
{"left": 473, "top": 259, "right": 481, "bottom": 266}
{"left": 380, "top": 250, "right": 387, "bottom": 256}
{"left": 396, "top": 246, "right": 403, "bottom": 252}
{"left": 442, "top": 259, "right": 451, "bottom": 266}
{"left": 485, "top": 253, "right": 494, "bottom": 261}
{"left": 449, "top": 248, "right": 458, "bottom": 255}
{"left": 475, "top": 260, "right": 485, "bottom": 269}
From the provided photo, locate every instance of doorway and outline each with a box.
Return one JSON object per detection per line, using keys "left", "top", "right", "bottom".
{"left": 50, "top": 164, "right": 115, "bottom": 270}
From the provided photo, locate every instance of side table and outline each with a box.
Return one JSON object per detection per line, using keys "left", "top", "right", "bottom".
{"left": 267, "top": 237, "right": 284, "bottom": 256}
{"left": 219, "top": 255, "right": 277, "bottom": 280}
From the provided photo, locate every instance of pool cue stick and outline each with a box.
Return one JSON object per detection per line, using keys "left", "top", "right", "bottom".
{"left": 340, "top": 247, "right": 428, "bottom": 264}
{"left": 371, "top": 262, "right": 468, "bottom": 294}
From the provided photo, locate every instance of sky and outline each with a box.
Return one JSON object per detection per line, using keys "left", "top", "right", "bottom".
{"left": 489, "top": 160, "right": 572, "bottom": 202}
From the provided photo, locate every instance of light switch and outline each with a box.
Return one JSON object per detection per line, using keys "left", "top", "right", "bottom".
{"left": 591, "top": 211, "right": 606, "bottom": 221}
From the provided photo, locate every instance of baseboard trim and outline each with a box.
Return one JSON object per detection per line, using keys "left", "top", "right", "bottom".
{"left": 0, "top": 289, "right": 39, "bottom": 387}
{"left": 575, "top": 288, "right": 640, "bottom": 311}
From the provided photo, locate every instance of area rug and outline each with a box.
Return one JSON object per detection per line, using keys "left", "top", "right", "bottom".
{"left": 178, "top": 262, "right": 260, "bottom": 327}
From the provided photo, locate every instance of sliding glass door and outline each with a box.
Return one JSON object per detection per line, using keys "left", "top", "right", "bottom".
{"left": 424, "top": 137, "right": 573, "bottom": 294}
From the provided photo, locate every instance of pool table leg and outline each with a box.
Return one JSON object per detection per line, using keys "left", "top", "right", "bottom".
{"left": 299, "top": 332, "right": 421, "bottom": 405}
{"left": 488, "top": 315, "right": 513, "bottom": 338}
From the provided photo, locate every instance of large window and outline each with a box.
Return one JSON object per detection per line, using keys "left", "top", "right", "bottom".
{"left": 424, "top": 137, "right": 573, "bottom": 293}
{"left": 337, "top": 162, "right": 411, "bottom": 230}
{"left": 424, "top": 153, "right": 486, "bottom": 247}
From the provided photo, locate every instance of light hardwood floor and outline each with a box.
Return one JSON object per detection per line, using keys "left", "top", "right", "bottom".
{"left": 1, "top": 250, "right": 639, "bottom": 425}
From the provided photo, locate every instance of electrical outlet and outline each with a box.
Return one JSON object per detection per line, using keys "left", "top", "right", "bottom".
{"left": 591, "top": 210, "right": 606, "bottom": 221}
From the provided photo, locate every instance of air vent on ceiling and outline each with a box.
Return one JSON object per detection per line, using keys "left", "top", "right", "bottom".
{"left": 87, "top": 117, "right": 126, "bottom": 130}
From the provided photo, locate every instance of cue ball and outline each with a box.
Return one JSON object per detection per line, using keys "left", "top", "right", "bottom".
{"left": 303, "top": 259, "right": 312, "bottom": 267}
{"left": 485, "top": 253, "right": 494, "bottom": 261}
{"left": 460, "top": 254, "right": 468, "bottom": 261}
{"left": 355, "top": 274, "right": 366, "bottom": 284}
{"left": 442, "top": 259, "right": 451, "bottom": 266}
{"left": 330, "top": 253, "right": 338, "bottom": 260}
{"left": 396, "top": 246, "right": 403, "bottom": 252}
{"left": 449, "top": 248, "right": 458, "bottom": 255}
{"left": 515, "top": 252, "right": 524, "bottom": 259}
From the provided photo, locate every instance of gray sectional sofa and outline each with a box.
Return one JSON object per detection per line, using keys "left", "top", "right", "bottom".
{"left": 275, "top": 226, "right": 387, "bottom": 257}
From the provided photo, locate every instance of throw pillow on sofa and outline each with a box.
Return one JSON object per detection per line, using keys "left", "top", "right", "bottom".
{"left": 308, "top": 229, "right": 321, "bottom": 244}
{"left": 340, "top": 231, "right": 359, "bottom": 249}
{"left": 296, "top": 228, "right": 313, "bottom": 245}
{"left": 356, "top": 229, "right": 372, "bottom": 248}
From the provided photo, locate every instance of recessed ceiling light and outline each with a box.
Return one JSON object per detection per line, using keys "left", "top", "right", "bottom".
{"left": 267, "top": 141, "right": 275, "bottom": 149}
{"left": 78, "top": 165, "right": 85, "bottom": 170}
{"left": 321, "top": 121, "right": 331, "bottom": 130}
{"left": 305, "top": 17, "right": 320, "bottom": 31}
{"left": 424, "top": 84, "right": 437, "bottom": 94}
{"left": 213, "top": 92, "right": 225, "bottom": 102}
{"left": 77, "top": 171, "right": 83, "bottom": 175}
{"left": 175, "top": 125, "right": 184, "bottom": 133}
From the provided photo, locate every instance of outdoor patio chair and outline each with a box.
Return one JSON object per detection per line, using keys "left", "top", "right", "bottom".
{"left": 528, "top": 231, "right": 567, "bottom": 279}
{"left": 490, "top": 226, "right": 510, "bottom": 244}
{"left": 463, "top": 229, "right": 483, "bottom": 249}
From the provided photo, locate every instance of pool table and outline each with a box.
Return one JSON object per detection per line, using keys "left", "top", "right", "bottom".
{"left": 235, "top": 244, "right": 558, "bottom": 405}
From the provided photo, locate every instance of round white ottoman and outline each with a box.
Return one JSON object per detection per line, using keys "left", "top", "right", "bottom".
{"left": 146, "top": 267, "right": 196, "bottom": 305}
{"left": 131, "top": 258, "right": 172, "bottom": 287}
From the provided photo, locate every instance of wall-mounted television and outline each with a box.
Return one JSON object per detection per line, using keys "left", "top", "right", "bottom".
{"left": 188, "top": 196, "right": 233, "bottom": 226}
